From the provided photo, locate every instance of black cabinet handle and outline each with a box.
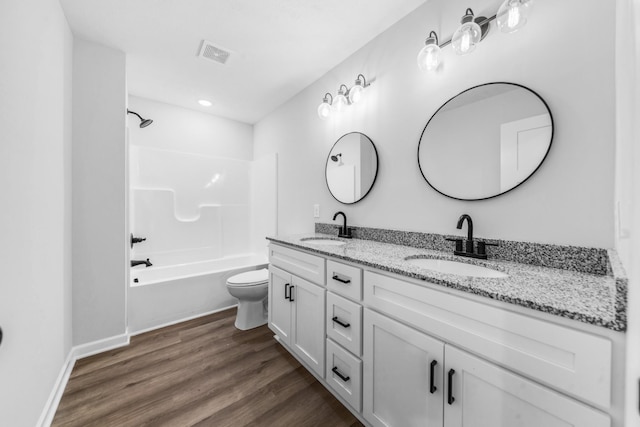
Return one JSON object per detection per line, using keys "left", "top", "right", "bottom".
{"left": 332, "top": 316, "right": 351, "bottom": 328}
{"left": 0, "top": 327, "right": 3, "bottom": 347}
{"left": 430, "top": 360, "right": 437, "bottom": 394}
{"left": 289, "top": 285, "right": 295, "bottom": 302}
{"left": 332, "top": 366, "right": 350, "bottom": 382}
{"left": 332, "top": 274, "right": 351, "bottom": 284}
{"left": 284, "top": 283, "right": 290, "bottom": 300}
{"left": 447, "top": 369, "right": 456, "bottom": 405}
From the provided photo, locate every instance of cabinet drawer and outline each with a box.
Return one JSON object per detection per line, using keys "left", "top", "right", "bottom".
{"left": 326, "top": 338, "right": 362, "bottom": 412}
{"left": 364, "top": 271, "right": 612, "bottom": 409}
{"left": 269, "top": 243, "right": 325, "bottom": 285}
{"left": 326, "top": 292, "right": 362, "bottom": 356}
{"left": 327, "top": 260, "right": 362, "bottom": 301}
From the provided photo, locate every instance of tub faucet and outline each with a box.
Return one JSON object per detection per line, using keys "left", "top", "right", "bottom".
{"left": 131, "top": 258, "right": 152, "bottom": 268}
{"left": 332, "top": 211, "right": 352, "bottom": 239}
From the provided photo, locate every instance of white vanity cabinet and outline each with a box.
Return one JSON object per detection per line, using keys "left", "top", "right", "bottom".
{"left": 268, "top": 242, "right": 615, "bottom": 427}
{"left": 363, "top": 309, "right": 444, "bottom": 427}
{"left": 268, "top": 246, "right": 326, "bottom": 378}
{"left": 363, "top": 270, "right": 612, "bottom": 427}
{"left": 363, "top": 308, "right": 610, "bottom": 427}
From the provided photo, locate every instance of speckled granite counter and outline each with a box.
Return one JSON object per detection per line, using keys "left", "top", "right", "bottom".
{"left": 267, "top": 233, "right": 627, "bottom": 332}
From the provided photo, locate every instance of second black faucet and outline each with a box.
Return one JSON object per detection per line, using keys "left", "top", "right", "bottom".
{"left": 332, "top": 211, "right": 353, "bottom": 239}
{"left": 447, "top": 214, "right": 497, "bottom": 260}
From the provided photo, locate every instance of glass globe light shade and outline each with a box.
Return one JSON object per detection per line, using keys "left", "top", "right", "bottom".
{"left": 348, "top": 83, "right": 364, "bottom": 104}
{"left": 417, "top": 43, "right": 441, "bottom": 72}
{"left": 333, "top": 91, "right": 348, "bottom": 113}
{"left": 452, "top": 11, "right": 482, "bottom": 55}
{"left": 317, "top": 101, "right": 331, "bottom": 120}
{"left": 497, "top": 0, "right": 533, "bottom": 33}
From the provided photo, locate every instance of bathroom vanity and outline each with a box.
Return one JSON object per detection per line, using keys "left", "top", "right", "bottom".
{"left": 267, "top": 231, "right": 626, "bottom": 427}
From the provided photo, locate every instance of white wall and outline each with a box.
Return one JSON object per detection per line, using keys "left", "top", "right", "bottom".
{"left": 0, "top": 0, "right": 73, "bottom": 425}
{"left": 72, "top": 39, "right": 128, "bottom": 346}
{"left": 128, "top": 96, "right": 253, "bottom": 160}
{"left": 615, "top": 1, "right": 640, "bottom": 425}
{"left": 254, "top": 0, "right": 616, "bottom": 248}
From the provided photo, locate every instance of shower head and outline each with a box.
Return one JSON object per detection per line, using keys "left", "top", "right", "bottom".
{"left": 127, "top": 110, "right": 153, "bottom": 128}
{"left": 331, "top": 153, "right": 342, "bottom": 162}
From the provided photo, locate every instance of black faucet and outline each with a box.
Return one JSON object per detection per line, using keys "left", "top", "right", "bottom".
{"left": 131, "top": 258, "right": 152, "bottom": 268}
{"left": 332, "top": 211, "right": 352, "bottom": 238}
{"left": 447, "top": 214, "right": 497, "bottom": 260}
{"left": 457, "top": 214, "right": 474, "bottom": 254}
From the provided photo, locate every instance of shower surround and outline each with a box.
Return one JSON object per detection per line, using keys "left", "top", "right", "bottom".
{"left": 128, "top": 146, "right": 276, "bottom": 333}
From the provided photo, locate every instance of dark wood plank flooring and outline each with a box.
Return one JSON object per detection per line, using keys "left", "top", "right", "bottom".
{"left": 53, "top": 309, "right": 363, "bottom": 426}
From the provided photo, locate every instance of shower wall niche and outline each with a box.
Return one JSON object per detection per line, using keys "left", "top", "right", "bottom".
{"left": 130, "top": 146, "right": 275, "bottom": 267}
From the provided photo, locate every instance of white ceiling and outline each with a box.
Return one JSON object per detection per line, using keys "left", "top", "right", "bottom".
{"left": 60, "top": 0, "right": 427, "bottom": 124}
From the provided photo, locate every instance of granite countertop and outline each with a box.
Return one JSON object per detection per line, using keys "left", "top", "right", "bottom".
{"left": 267, "top": 233, "right": 627, "bottom": 332}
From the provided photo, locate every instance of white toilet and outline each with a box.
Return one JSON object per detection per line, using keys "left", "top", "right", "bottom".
{"left": 226, "top": 268, "right": 269, "bottom": 330}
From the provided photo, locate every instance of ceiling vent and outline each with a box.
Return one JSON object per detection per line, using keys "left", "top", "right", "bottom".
{"left": 198, "top": 40, "right": 232, "bottom": 65}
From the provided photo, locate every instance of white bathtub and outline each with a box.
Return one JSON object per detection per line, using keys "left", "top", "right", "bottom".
{"left": 128, "top": 253, "right": 268, "bottom": 334}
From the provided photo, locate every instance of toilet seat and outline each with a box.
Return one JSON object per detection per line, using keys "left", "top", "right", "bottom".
{"left": 227, "top": 268, "right": 269, "bottom": 287}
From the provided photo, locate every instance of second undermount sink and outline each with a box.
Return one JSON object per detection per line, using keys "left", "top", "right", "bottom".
{"left": 405, "top": 257, "right": 508, "bottom": 278}
{"left": 300, "top": 238, "right": 346, "bottom": 246}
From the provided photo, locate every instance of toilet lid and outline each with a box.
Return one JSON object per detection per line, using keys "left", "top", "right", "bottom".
{"left": 227, "top": 268, "right": 269, "bottom": 286}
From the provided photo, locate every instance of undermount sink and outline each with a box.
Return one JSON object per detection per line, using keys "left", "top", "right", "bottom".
{"left": 300, "top": 238, "right": 346, "bottom": 246}
{"left": 405, "top": 257, "right": 508, "bottom": 278}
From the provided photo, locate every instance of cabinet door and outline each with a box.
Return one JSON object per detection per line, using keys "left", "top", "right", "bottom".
{"left": 268, "top": 265, "right": 292, "bottom": 344}
{"left": 290, "top": 275, "right": 326, "bottom": 377}
{"left": 444, "top": 345, "right": 610, "bottom": 427}
{"left": 363, "top": 309, "right": 444, "bottom": 427}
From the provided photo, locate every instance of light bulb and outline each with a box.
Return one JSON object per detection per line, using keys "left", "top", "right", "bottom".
{"left": 348, "top": 74, "right": 369, "bottom": 104}
{"left": 333, "top": 85, "right": 349, "bottom": 113}
{"left": 417, "top": 32, "right": 441, "bottom": 72}
{"left": 497, "top": 0, "right": 533, "bottom": 33}
{"left": 317, "top": 93, "right": 332, "bottom": 120}
{"left": 317, "top": 102, "right": 331, "bottom": 119}
{"left": 333, "top": 94, "right": 348, "bottom": 112}
{"left": 452, "top": 9, "right": 482, "bottom": 55}
{"left": 348, "top": 85, "right": 363, "bottom": 104}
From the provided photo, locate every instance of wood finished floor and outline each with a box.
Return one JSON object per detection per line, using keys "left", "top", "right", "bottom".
{"left": 53, "top": 309, "right": 363, "bottom": 427}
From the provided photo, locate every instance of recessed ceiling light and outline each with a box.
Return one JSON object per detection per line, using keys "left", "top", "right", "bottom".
{"left": 198, "top": 99, "right": 212, "bottom": 107}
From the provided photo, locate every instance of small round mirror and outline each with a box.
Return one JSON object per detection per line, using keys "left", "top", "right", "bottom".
{"left": 418, "top": 82, "right": 553, "bottom": 200}
{"left": 326, "top": 132, "right": 379, "bottom": 204}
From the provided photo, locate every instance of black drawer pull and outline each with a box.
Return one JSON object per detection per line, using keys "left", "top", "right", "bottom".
{"left": 332, "top": 274, "right": 351, "bottom": 284}
{"left": 289, "top": 285, "right": 294, "bottom": 302}
{"left": 332, "top": 316, "right": 351, "bottom": 328}
{"left": 447, "top": 369, "right": 455, "bottom": 405}
{"left": 430, "top": 360, "right": 437, "bottom": 394}
{"left": 332, "top": 366, "right": 350, "bottom": 382}
{"left": 284, "top": 283, "right": 290, "bottom": 300}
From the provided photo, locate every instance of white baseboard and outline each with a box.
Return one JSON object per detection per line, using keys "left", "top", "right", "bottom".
{"left": 129, "top": 304, "right": 237, "bottom": 337}
{"left": 37, "top": 351, "right": 76, "bottom": 427}
{"left": 37, "top": 332, "right": 130, "bottom": 427}
{"left": 72, "top": 332, "right": 130, "bottom": 360}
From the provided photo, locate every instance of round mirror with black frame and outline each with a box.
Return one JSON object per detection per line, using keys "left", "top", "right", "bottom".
{"left": 326, "top": 132, "right": 379, "bottom": 204}
{"left": 418, "top": 82, "right": 554, "bottom": 201}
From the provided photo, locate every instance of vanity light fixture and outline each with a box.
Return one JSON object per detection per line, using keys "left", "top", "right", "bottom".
{"left": 317, "top": 74, "right": 372, "bottom": 119}
{"left": 417, "top": 2, "right": 533, "bottom": 71}
{"left": 348, "top": 74, "right": 370, "bottom": 104}
{"left": 317, "top": 93, "right": 333, "bottom": 120}
{"left": 333, "top": 84, "right": 349, "bottom": 113}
